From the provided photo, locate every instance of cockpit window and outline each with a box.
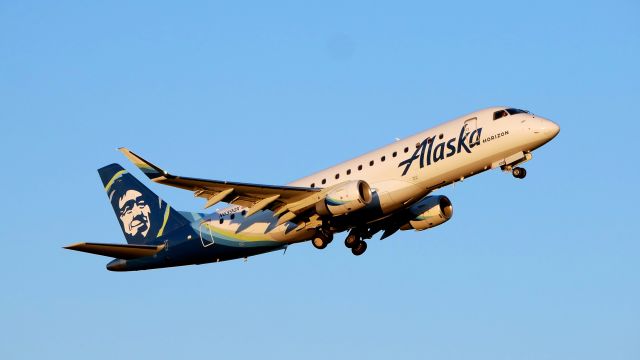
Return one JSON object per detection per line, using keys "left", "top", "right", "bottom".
{"left": 494, "top": 108, "right": 530, "bottom": 120}
{"left": 506, "top": 108, "right": 529, "bottom": 115}
{"left": 493, "top": 109, "right": 509, "bottom": 120}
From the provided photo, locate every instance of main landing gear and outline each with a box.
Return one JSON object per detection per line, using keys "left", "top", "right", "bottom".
{"left": 512, "top": 167, "right": 527, "bottom": 179}
{"left": 312, "top": 232, "right": 333, "bottom": 249}
{"left": 344, "top": 229, "right": 368, "bottom": 256}
{"left": 350, "top": 241, "right": 367, "bottom": 256}
{"left": 312, "top": 228, "right": 370, "bottom": 256}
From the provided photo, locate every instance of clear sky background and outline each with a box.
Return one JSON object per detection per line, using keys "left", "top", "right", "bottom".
{"left": 1, "top": 1, "right": 638, "bottom": 359}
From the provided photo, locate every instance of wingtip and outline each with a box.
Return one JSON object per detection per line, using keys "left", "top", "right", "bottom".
{"left": 118, "top": 148, "right": 168, "bottom": 180}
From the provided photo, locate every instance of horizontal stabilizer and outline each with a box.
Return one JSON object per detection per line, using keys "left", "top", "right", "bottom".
{"left": 64, "top": 242, "right": 165, "bottom": 259}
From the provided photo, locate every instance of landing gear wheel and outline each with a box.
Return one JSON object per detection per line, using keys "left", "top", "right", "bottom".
{"left": 512, "top": 167, "right": 527, "bottom": 179}
{"left": 312, "top": 236, "right": 329, "bottom": 250}
{"left": 345, "top": 233, "right": 360, "bottom": 248}
{"left": 351, "top": 241, "right": 367, "bottom": 256}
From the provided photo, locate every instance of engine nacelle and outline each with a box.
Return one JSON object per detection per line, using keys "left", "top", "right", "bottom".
{"left": 316, "top": 180, "right": 373, "bottom": 217}
{"left": 401, "top": 195, "right": 453, "bottom": 231}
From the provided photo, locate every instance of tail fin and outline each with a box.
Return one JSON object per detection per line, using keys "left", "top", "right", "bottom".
{"left": 98, "top": 164, "right": 189, "bottom": 245}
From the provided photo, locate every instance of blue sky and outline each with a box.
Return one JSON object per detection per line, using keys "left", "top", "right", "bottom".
{"left": 1, "top": 1, "right": 638, "bottom": 359}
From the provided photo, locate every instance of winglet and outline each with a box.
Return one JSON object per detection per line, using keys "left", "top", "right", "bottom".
{"left": 118, "top": 147, "right": 170, "bottom": 181}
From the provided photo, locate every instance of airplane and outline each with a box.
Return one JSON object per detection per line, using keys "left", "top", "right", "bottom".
{"left": 65, "top": 106, "right": 560, "bottom": 271}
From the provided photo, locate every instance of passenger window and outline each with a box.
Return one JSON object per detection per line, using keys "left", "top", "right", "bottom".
{"left": 310, "top": 183, "right": 315, "bottom": 188}
{"left": 381, "top": 156, "right": 386, "bottom": 162}
{"left": 347, "top": 169, "right": 351, "bottom": 175}
{"left": 392, "top": 151, "right": 397, "bottom": 157}
{"left": 369, "top": 160, "right": 374, "bottom": 166}
{"left": 241, "top": 210, "right": 246, "bottom": 216}
{"left": 322, "top": 179, "right": 326, "bottom": 184}
{"left": 230, "top": 214, "right": 235, "bottom": 220}
{"left": 358, "top": 165, "right": 363, "bottom": 171}
{"left": 219, "top": 218, "right": 224, "bottom": 224}
{"left": 404, "top": 147, "right": 409, "bottom": 153}
{"left": 335, "top": 173, "right": 340, "bottom": 179}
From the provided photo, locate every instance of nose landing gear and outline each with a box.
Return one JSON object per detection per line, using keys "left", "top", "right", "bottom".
{"left": 512, "top": 167, "right": 527, "bottom": 179}
{"left": 498, "top": 151, "right": 532, "bottom": 180}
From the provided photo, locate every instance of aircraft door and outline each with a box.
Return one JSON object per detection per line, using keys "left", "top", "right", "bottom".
{"left": 198, "top": 221, "right": 215, "bottom": 247}
{"left": 464, "top": 117, "right": 477, "bottom": 135}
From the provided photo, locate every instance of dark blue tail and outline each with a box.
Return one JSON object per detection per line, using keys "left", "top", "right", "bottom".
{"left": 98, "top": 164, "right": 189, "bottom": 245}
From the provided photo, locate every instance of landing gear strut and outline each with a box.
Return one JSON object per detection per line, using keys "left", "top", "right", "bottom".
{"left": 512, "top": 167, "right": 527, "bottom": 179}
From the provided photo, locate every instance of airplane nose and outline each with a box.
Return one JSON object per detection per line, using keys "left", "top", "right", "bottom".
{"left": 543, "top": 119, "right": 560, "bottom": 138}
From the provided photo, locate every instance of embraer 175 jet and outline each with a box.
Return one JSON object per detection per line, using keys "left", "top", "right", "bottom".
{"left": 66, "top": 107, "right": 559, "bottom": 271}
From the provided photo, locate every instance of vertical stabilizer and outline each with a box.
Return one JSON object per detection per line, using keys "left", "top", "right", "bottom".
{"left": 98, "top": 164, "right": 189, "bottom": 244}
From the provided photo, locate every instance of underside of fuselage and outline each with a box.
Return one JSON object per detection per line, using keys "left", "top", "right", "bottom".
{"left": 106, "top": 232, "right": 286, "bottom": 271}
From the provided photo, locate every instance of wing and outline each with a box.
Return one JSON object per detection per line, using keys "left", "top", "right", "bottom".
{"left": 119, "top": 148, "right": 324, "bottom": 222}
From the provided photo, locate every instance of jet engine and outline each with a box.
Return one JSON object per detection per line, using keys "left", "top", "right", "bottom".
{"left": 400, "top": 195, "right": 453, "bottom": 231}
{"left": 316, "top": 180, "right": 373, "bottom": 216}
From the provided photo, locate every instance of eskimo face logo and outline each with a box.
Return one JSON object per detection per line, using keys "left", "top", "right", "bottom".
{"left": 399, "top": 125, "right": 483, "bottom": 176}
{"left": 117, "top": 189, "right": 151, "bottom": 238}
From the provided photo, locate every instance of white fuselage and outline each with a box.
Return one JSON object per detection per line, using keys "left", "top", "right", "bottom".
{"left": 291, "top": 107, "right": 558, "bottom": 211}
{"left": 201, "top": 107, "right": 559, "bottom": 246}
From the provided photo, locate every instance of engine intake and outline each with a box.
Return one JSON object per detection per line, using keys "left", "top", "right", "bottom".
{"left": 401, "top": 195, "right": 453, "bottom": 231}
{"left": 316, "top": 180, "right": 372, "bottom": 217}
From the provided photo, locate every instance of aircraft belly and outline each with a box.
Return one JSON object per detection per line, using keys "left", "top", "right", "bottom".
{"left": 109, "top": 241, "right": 286, "bottom": 271}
